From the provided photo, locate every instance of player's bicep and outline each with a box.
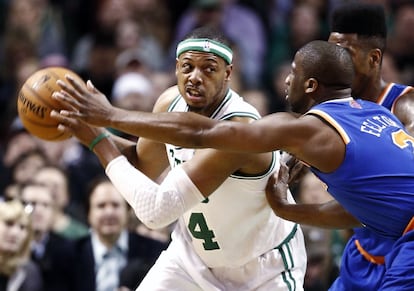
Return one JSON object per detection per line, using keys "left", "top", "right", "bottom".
{"left": 181, "top": 149, "right": 248, "bottom": 196}
{"left": 249, "top": 113, "right": 314, "bottom": 154}
{"left": 135, "top": 85, "right": 177, "bottom": 179}
{"left": 136, "top": 138, "right": 169, "bottom": 181}
{"left": 394, "top": 91, "right": 414, "bottom": 136}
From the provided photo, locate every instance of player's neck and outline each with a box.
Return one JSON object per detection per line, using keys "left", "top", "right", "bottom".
{"left": 357, "top": 79, "right": 385, "bottom": 103}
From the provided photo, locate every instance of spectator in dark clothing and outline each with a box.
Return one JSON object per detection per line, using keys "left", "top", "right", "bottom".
{"left": 20, "top": 182, "right": 75, "bottom": 291}
{"left": 73, "top": 178, "right": 167, "bottom": 291}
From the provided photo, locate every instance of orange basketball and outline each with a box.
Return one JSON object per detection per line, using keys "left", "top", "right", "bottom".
{"left": 17, "top": 67, "right": 85, "bottom": 141}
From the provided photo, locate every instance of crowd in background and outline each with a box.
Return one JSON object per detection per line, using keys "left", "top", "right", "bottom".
{"left": 0, "top": 0, "right": 413, "bottom": 290}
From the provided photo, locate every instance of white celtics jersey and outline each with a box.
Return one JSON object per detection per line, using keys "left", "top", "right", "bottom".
{"left": 166, "top": 89, "right": 298, "bottom": 268}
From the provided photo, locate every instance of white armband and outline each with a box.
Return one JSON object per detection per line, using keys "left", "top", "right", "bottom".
{"left": 105, "top": 156, "right": 205, "bottom": 229}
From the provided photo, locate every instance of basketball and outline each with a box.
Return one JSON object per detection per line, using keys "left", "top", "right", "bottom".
{"left": 17, "top": 67, "right": 84, "bottom": 141}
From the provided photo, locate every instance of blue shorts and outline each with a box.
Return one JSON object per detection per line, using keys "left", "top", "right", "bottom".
{"left": 329, "top": 232, "right": 386, "bottom": 291}
{"left": 380, "top": 230, "right": 414, "bottom": 290}
{"left": 329, "top": 227, "right": 396, "bottom": 291}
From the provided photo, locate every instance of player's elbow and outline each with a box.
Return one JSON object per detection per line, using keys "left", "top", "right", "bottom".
{"left": 135, "top": 210, "right": 173, "bottom": 230}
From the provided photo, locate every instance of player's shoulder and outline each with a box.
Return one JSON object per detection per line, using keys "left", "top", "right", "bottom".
{"left": 394, "top": 86, "right": 414, "bottom": 108}
{"left": 152, "top": 85, "right": 180, "bottom": 113}
{"left": 400, "top": 87, "right": 414, "bottom": 99}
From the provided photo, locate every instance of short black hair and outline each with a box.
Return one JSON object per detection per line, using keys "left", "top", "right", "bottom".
{"left": 331, "top": 3, "right": 387, "bottom": 39}
{"left": 298, "top": 40, "right": 354, "bottom": 88}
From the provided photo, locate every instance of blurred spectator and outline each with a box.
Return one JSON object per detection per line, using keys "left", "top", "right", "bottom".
{"left": 20, "top": 182, "right": 75, "bottom": 291}
{"left": 134, "top": 222, "right": 172, "bottom": 245}
{"left": 242, "top": 89, "right": 271, "bottom": 116}
{"left": 70, "top": 0, "right": 132, "bottom": 98}
{"left": 111, "top": 72, "right": 156, "bottom": 112}
{"left": 266, "top": 2, "right": 327, "bottom": 84}
{"left": 0, "top": 199, "right": 43, "bottom": 291}
{"left": 114, "top": 47, "right": 174, "bottom": 95}
{"left": 382, "top": 52, "right": 404, "bottom": 84}
{"left": 169, "top": 0, "right": 268, "bottom": 90}
{"left": 32, "top": 165, "right": 89, "bottom": 240}
{"left": 81, "top": 31, "right": 119, "bottom": 100}
{"left": 0, "top": 129, "right": 41, "bottom": 198}
{"left": 73, "top": 178, "right": 167, "bottom": 291}
{"left": 5, "top": 148, "right": 49, "bottom": 194}
{"left": 27, "top": 139, "right": 105, "bottom": 223}
{"left": 387, "top": 3, "right": 414, "bottom": 84}
{"left": 117, "top": 258, "right": 155, "bottom": 291}
{"left": 0, "top": 58, "right": 40, "bottom": 140}
{"left": 269, "top": 61, "right": 291, "bottom": 112}
{"left": 115, "top": 18, "right": 166, "bottom": 72}
{"left": 2, "top": 129, "right": 42, "bottom": 172}
{"left": 268, "top": 0, "right": 294, "bottom": 28}
{"left": 71, "top": 0, "right": 130, "bottom": 73}
{"left": 0, "top": 0, "right": 67, "bottom": 113}
{"left": 128, "top": 0, "right": 173, "bottom": 60}
{"left": 1, "top": 0, "right": 66, "bottom": 74}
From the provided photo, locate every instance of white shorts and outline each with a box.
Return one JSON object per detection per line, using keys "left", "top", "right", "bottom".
{"left": 136, "top": 225, "right": 306, "bottom": 291}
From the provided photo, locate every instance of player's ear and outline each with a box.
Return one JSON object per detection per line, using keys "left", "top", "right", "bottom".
{"left": 224, "top": 64, "right": 233, "bottom": 81}
{"left": 175, "top": 58, "right": 180, "bottom": 76}
{"left": 305, "top": 78, "right": 318, "bottom": 93}
{"left": 369, "top": 48, "right": 382, "bottom": 68}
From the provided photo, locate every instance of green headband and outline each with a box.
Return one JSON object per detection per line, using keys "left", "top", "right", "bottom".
{"left": 176, "top": 38, "right": 233, "bottom": 64}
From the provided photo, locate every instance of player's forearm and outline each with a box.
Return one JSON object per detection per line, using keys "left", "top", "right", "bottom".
{"left": 269, "top": 200, "right": 361, "bottom": 229}
{"left": 105, "top": 156, "right": 205, "bottom": 229}
{"left": 91, "top": 136, "right": 123, "bottom": 168}
{"left": 109, "top": 108, "right": 217, "bottom": 147}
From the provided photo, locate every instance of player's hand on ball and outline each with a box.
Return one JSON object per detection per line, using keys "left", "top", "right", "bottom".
{"left": 50, "top": 109, "right": 104, "bottom": 149}
{"left": 17, "top": 67, "right": 85, "bottom": 141}
{"left": 53, "top": 75, "right": 114, "bottom": 127}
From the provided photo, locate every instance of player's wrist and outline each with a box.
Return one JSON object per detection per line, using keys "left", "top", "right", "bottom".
{"left": 90, "top": 133, "right": 122, "bottom": 167}
{"left": 88, "top": 132, "right": 110, "bottom": 151}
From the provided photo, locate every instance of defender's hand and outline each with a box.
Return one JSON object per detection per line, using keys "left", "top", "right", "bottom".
{"left": 53, "top": 76, "right": 114, "bottom": 127}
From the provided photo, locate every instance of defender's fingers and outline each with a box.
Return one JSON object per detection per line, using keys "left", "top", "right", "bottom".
{"left": 86, "top": 80, "right": 100, "bottom": 94}
{"left": 52, "top": 91, "right": 83, "bottom": 109}
{"left": 278, "top": 162, "right": 290, "bottom": 184}
{"left": 65, "top": 74, "right": 87, "bottom": 93}
{"left": 56, "top": 79, "right": 81, "bottom": 98}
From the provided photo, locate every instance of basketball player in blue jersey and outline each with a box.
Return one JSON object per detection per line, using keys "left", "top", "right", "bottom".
{"left": 51, "top": 26, "right": 306, "bottom": 290}
{"left": 267, "top": 4, "right": 414, "bottom": 290}
{"left": 53, "top": 39, "right": 414, "bottom": 289}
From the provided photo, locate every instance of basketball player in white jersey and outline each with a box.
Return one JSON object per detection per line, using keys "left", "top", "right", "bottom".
{"left": 52, "top": 26, "right": 306, "bottom": 290}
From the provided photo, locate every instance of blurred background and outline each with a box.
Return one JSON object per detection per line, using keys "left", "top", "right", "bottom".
{"left": 0, "top": 0, "right": 413, "bottom": 290}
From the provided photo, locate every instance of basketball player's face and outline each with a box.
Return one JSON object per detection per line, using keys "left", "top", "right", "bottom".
{"left": 285, "top": 55, "right": 312, "bottom": 114}
{"left": 328, "top": 33, "right": 372, "bottom": 96}
{"left": 176, "top": 51, "right": 232, "bottom": 116}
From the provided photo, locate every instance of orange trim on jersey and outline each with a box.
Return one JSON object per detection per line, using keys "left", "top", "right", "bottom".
{"left": 354, "top": 239, "right": 385, "bottom": 265}
{"left": 403, "top": 216, "right": 414, "bottom": 234}
{"left": 376, "top": 83, "right": 414, "bottom": 113}
{"left": 307, "top": 109, "right": 351, "bottom": 144}
{"left": 376, "top": 83, "right": 394, "bottom": 105}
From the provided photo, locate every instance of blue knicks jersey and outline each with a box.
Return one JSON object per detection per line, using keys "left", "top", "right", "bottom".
{"left": 352, "top": 83, "right": 414, "bottom": 252}
{"left": 307, "top": 98, "right": 414, "bottom": 239}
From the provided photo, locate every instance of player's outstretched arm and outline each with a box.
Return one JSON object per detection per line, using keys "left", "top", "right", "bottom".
{"left": 53, "top": 74, "right": 343, "bottom": 173}
{"left": 266, "top": 162, "right": 361, "bottom": 229}
{"left": 52, "top": 74, "right": 301, "bottom": 153}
